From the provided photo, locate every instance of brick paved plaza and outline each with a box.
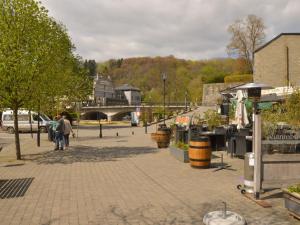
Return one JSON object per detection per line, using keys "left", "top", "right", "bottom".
{"left": 0, "top": 124, "right": 299, "bottom": 225}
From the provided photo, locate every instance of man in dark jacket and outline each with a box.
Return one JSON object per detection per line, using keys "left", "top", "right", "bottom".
{"left": 54, "top": 114, "right": 65, "bottom": 150}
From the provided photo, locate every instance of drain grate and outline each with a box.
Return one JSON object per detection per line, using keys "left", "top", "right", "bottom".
{"left": 0, "top": 178, "right": 34, "bottom": 199}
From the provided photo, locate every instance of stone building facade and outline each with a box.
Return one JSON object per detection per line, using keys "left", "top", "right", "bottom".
{"left": 254, "top": 33, "right": 300, "bottom": 87}
{"left": 92, "top": 76, "right": 141, "bottom": 106}
{"left": 93, "top": 75, "right": 115, "bottom": 105}
{"left": 202, "top": 83, "right": 242, "bottom": 106}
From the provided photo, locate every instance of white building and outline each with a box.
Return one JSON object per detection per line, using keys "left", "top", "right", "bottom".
{"left": 115, "top": 84, "right": 141, "bottom": 105}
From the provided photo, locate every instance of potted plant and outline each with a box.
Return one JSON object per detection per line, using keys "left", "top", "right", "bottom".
{"left": 169, "top": 141, "right": 189, "bottom": 163}
{"left": 283, "top": 183, "right": 300, "bottom": 219}
{"left": 203, "top": 109, "right": 223, "bottom": 132}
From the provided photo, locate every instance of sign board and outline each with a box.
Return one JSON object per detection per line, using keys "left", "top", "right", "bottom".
{"left": 175, "top": 116, "right": 191, "bottom": 128}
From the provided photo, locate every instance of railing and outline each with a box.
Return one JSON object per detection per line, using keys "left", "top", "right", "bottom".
{"left": 81, "top": 101, "right": 189, "bottom": 107}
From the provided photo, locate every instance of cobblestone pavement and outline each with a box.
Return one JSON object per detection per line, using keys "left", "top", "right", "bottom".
{"left": 0, "top": 124, "right": 299, "bottom": 225}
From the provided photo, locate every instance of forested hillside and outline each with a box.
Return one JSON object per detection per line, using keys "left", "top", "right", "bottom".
{"left": 97, "top": 56, "right": 250, "bottom": 104}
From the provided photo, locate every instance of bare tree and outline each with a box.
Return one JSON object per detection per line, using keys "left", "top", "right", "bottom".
{"left": 227, "top": 15, "right": 266, "bottom": 73}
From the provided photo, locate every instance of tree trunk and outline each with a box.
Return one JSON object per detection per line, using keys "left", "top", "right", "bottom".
{"left": 13, "top": 108, "right": 21, "bottom": 160}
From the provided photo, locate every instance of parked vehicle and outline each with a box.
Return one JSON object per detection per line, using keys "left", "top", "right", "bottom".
{"left": 130, "top": 112, "right": 139, "bottom": 126}
{"left": 1, "top": 109, "right": 51, "bottom": 134}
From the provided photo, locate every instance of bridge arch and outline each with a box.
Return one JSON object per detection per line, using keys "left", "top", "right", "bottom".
{"left": 81, "top": 111, "right": 107, "bottom": 120}
{"left": 111, "top": 110, "right": 133, "bottom": 121}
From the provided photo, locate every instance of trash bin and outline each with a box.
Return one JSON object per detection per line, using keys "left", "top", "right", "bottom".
{"left": 175, "top": 126, "right": 188, "bottom": 144}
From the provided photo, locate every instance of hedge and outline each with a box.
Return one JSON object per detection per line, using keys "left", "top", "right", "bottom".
{"left": 224, "top": 74, "right": 253, "bottom": 83}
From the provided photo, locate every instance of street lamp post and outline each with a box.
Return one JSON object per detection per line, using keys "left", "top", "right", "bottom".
{"left": 98, "top": 111, "right": 103, "bottom": 138}
{"left": 185, "top": 90, "right": 187, "bottom": 112}
{"left": 37, "top": 100, "right": 41, "bottom": 147}
{"left": 162, "top": 73, "right": 167, "bottom": 125}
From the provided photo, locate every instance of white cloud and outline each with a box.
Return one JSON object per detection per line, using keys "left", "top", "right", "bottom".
{"left": 41, "top": 0, "right": 300, "bottom": 61}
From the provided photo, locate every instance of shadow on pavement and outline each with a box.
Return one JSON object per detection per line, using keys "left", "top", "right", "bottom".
{"left": 102, "top": 203, "right": 214, "bottom": 225}
{"left": 76, "top": 125, "right": 132, "bottom": 130}
{"left": 23, "top": 145, "right": 158, "bottom": 165}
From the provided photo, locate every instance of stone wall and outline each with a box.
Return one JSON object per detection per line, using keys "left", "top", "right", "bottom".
{"left": 202, "top": 83, "right": 242, "bottom": 106}
{"left": 254, "top": 34, "right": 300, "bottom": 87}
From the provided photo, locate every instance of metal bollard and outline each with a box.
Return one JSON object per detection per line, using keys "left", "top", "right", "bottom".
{"left": 222, "top": 201, "right": 227, "bottom": 219}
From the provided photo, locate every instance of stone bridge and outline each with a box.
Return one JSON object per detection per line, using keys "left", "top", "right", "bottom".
{"left": 81, "top": 104, "right": 189, "bottom": 121}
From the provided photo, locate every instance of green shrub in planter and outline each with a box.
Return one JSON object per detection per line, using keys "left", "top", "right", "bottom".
{"left": 283, "top": 183, "right": 300, "bottom": 219}
{"left": 288, "top": 184, "right": 300, "bottom": 194}
{"left": 175, "top": 141, "right": 189, "bottom": 151}
{"left": 203, "top": 109, "right": 222, "bottom": 130}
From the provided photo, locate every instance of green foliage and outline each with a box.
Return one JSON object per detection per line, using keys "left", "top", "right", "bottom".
{"left": 261, "top": 90, "right": 300, "bottom": 138}
{"left": 287, "top": 184, "right": 300, "bottom": 194}
{"left": 84, "top": 59, "right": 97, "bottom": 77}
{"left": 174, "top": 142, "right": 189, "bottom": 151}
{"left": 203, "top": 109, "right": 223, "bottom": 130}
{"left": 261, "top": 104, "right": 286, "bottom": 138}
{"left": 97, "top": 56, "right": 249, "bottom": 105}
{"left": 285, "top": 90, "right": 300, "bottom": 127}
{"left": 0, "top": 0, "right": 91, "bottom": 159}
{"left": 187, "top": 77, "right": 203, "bottom": 105}
{"left": 224, "top": 74, "right": 253, "bottom": 83}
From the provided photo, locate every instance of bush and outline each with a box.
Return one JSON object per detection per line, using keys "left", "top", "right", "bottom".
{"left": 203, "top": 109, "right": 223, "bottom": 130}
{"left": 175, "top": 141, "right": 189, "bottom": 151}
{"left": 224, "top": 74, "right": 253, "bottom": 83}
{"left": 288, "top": 183, "right": 300, "bottom": 194}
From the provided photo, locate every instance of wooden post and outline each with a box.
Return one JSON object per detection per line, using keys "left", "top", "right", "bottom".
{"left": 253, "top": 113, "right": 262, "bottom": 199}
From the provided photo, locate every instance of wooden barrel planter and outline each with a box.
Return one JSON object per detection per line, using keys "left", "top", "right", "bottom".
{"left": 155, "top": 129, "right": 171, "bottom": 148}
{"left": 189, "top": 136, "right": 211, "bottom": 168}
{"left": 151, "top": 126, "right": 171, "bottom": 148}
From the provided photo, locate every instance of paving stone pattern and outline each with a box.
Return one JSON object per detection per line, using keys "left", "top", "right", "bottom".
{"left": 0, "top": 124, "right": 299, "bottom": 225}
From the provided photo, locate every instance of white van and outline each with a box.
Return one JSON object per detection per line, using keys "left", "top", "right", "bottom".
{"left": 1, "top": 109, "right": 51, "bottom": 134}
{"left": 130, "top": 112, "right": 139, "bottom": 126}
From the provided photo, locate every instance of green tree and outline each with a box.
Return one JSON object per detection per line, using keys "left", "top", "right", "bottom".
{"left": 0, "top": 0, "right": 90, "bottom": 159}
{"left": 187, "top": 77, "right": 203, "bottom": 105}
{"left": 84, "top": 59, "right": 97, "bottom": 77}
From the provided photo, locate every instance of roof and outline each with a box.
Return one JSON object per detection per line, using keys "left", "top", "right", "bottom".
{"left": 115, "top": 84, "right": 140, "bottom": 92}
{"left": 219, "top": 83, "right": 247, "bottom": 94}
{"left": 233, "top": 82, "right": 273, "bottom": 90}
{"left": 255, "top": 33, "right": 300, "bottom": 53}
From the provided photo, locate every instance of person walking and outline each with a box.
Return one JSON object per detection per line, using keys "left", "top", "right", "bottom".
{"left": 48, "top": 116, "right": 58, "bottom": 142}
{"left": 55, "top": 114, "right": 65, "bottom": 150}
{"left": 63, "top": 115, "right": 74, "bottom": 148}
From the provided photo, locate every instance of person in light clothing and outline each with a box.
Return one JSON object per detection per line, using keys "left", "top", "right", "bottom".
{"left": 63, "top": 116, "right": 74, "bottom": 148}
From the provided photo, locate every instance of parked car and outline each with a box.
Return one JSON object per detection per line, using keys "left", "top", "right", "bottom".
{"left": 1, "top": 109, "right": 51, "bottom": 134}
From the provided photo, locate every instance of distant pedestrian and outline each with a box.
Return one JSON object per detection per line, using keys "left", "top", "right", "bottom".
{"left": 63, "top": 115, "right": 74, "bottom": 148}
{"left": 55, "top": 114, "right": 65, "bottom": 150}
{"left": 48, "top": 116, "right": 58, "bottom": 142}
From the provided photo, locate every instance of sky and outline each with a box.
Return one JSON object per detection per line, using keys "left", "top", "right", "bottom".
{"left": 41, "top": 0, "right": 300, "bottom": 62}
